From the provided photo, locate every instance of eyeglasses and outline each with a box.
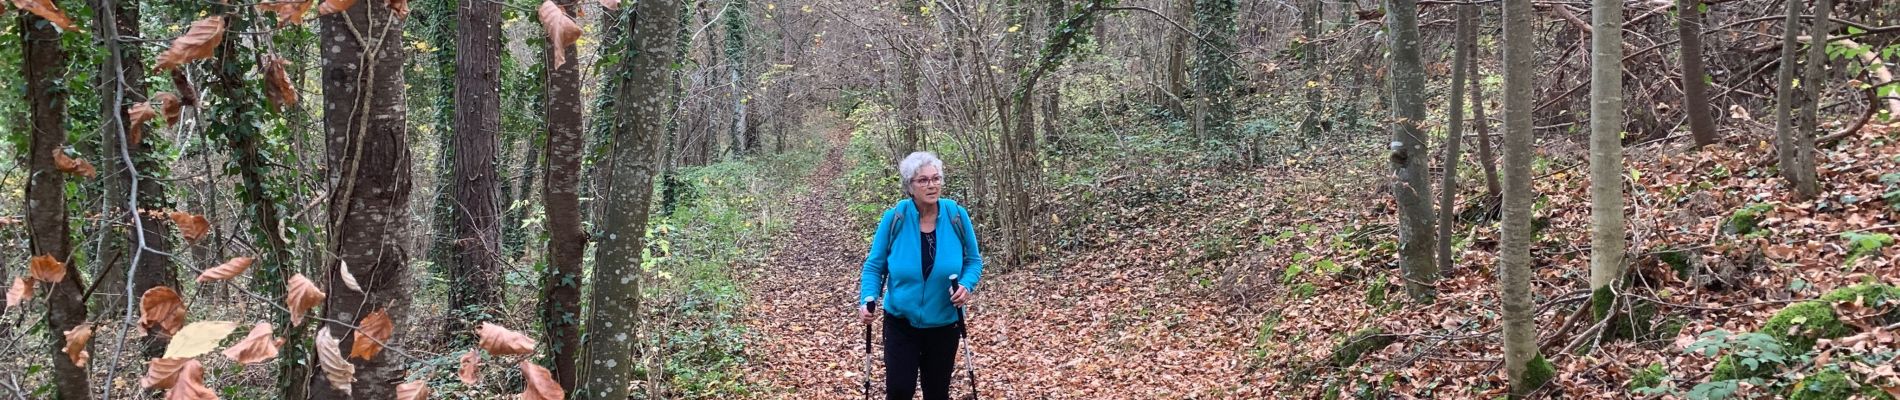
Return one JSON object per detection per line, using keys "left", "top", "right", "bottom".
{"left": 911, "top": 175, "right": 943, "bottom": 186}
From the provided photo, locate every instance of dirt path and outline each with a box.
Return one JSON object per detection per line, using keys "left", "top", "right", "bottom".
{"left": 743, "top": 127, "right": 1259, "bottom": 399}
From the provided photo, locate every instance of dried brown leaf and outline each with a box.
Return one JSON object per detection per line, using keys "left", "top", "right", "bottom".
{"left": 519, "top": 360, "right": 565, "bottom": 400}
{"left": 458, "top": 349, "right": 480, "bottom": 385}
{"left": 139, "top": 286, "right": 187, "bottom": 335}
{"left": 385, "top": 0, "right": 408, "bottom": 17}
{"left": 600, "top": 0, "right": 619, "bottom": 10}
{"left": 396, "top": 380, "right": 431, "bottom": 400}
{"left": 5, "top": 277, "right": 29, "bottom": 309}
{"left": 315, "top": 327, "right": 355, "bottom": 394}
{"left": 51, "top": 151, "right": 96, "bottom": 178}
{"left": 155, "top": 92, "right": 183, "bottom": 128}
{"left": 169, "top": 70, "right": 199, "bottom": 106}
{"left": 169, "top": 212, "right": 210, "bottom": 243}
{"left": 476, "top": 322, "right": 537, "bottom": 356}
{"left": 140, "top": 357, "right": 188, "bottom": 389}
{"left": 220, "top": 322, "right": 281, "bottom": 364}
{"left": 537, "top": 0, "right": 582, "bottom": 69}
{"left": 286, "top": 273, "right": 326, "bottom": 327}
{"left": 28, "top": 254, "right": 63, "bottom": 284}
{"left": 196, "top": 257, "right": 254, "bottom": 283}
{"left": 63, "top": 324, "right": 91, "bottom": 368}
{"left": 262, "top": 55, "right": 298, "bottom": 112}
{"left": 163, "top": 359, "right": 217, "bottom": 400}
{"left": 12, "top": 0, "right": 80, "bottom": 32}
{"left": 257, "top": 0, "right": 313, "bottom": 26}
{"left": 318, "top": 0, "right": 357, "bottom": 16}
{"left": 127, "top": 102, "right": 156, "bottom": 145}
{"left": 155, "top": 16, "right": 225, "bottom": 72}
{"left": 162, "top": 321, "right": 239, "bottom": 359}
{"left": 348, "top": 309, "right": 393, "bottom": 360}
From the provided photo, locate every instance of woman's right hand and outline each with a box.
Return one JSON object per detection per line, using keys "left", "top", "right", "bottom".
{"left": 859, "top": 304, "right": 876, "bottom": 325}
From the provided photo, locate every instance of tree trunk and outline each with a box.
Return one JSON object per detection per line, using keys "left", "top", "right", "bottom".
{"left": 1164, "top": 0, "right": 1190, "bottom": 115}
{"left": 450, "top": 0, "right": 505, "bottom": 336}
{"left": 1385, "top": 0, "right": 1438, "bottom": 301}
{"left": 1793, "top": 0, "right": 1827, "bottom": 199}
{"left": 1437, "top": 3, "right": 1474, "bottom": 275}
{"left": 315, "top": 0, "right": 412, "bottom": 397}
{"left": 1774, "top": 0, "right": 1802, "bottom": 186}
{"left": 23, "top": 10, "right": 90, "bottom": 400}
{"left": 1588, "top": 0, "right": 1628, "bottom": 292}
{"left": 91, "top": 0, "right": 178, "bottom": 363}
{"left": 543, "top": 0, "right": 588, "bottom": 392}
{"left": 726, "top": 0, "right": 750, "bottom": 157}
{"left": 1467, "top": 5, "right": 1502, "bottom": 203}
{"left": 899, "top": 0, "right": 924, "bottom": 155}
{"left": 578, "top": 1, "right": 683, "bottom": 397}
{"left": 1679, "top": 0, "right": 1718, "bottom": 147}
{"left": 209, "top": 9, "right": 307, "bottom": 399}
{"left": 1192, "top": 0, "right": 1236, "bottom": 145}
{"left": 1300, "top": 0, "right": 1324, "bottom": 139}
{"left": 1501, "top": 0, "right": 1548, "bottom": 395}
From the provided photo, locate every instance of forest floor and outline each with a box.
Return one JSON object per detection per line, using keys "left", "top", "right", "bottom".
{"left": 739, "top": 124, "right": 1259, "bottom": 399}
{"left": 739, "top": 115, "right": 1900, "bottom": 399}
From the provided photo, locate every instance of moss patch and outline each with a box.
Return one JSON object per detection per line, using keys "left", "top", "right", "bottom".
{"left": 1789, "top": 369, "right": 1899, "bottom": 400}
{"left": 1724, "top": 203, "right": 1774, "bottom": 236}
{"left": 1759, "top": 301, "right": 1852, "bottom": 353}
{"left": 1328, "top": 327, "right": 1396, "bottom": 369}
{"left": 1628, "top": 363, "right": 1667, "bottom": 391}
{"left": 1819, "top": 283, "right": 1900, "bottom": 324}
{"left": 1366, "top": 277, "right": 1388, "bottom": 308}
{"left": 1520, "top": 354, "right": 1556, "bottom": 393}
{"left": 1590, "top": 287, "right": 1659, "bottom": 342}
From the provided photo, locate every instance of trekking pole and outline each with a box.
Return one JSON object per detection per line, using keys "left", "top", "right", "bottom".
{"left": 949, "top": 275, "right": 979, "bottom": 399}
{"left": 863, "top": 296, "right": 878, "bottom": 400}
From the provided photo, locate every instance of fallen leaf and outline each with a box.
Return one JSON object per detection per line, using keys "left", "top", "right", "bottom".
{"left": 5, "top": 277, "right": 29, "bottom": 308}
{"left": 262, "top": 55, "right": 297, "bottom": 112}
{"left": 127, "top": 102, "right": 156, "bottom": 145}
{"left": 155, "top": 16, "right": 225, "bottom": 72}
{"left": 538, "top": 0, "right": 582, "bottom": 69}
{"left": 519, "top": 360, "right": 565, "bottom": 400}
{"left": 164, "top": 359, "right": 216, "bottom": 400}
{"left": 140, "top": 286, "right": 187, "bottom": 335}
{"left": 349, "top": 309, "right": 393, "bottom": 360}
{"left": 318, "top": 0, "right": 357, "bottom": 15}
{"left": 28, "top": 255, "right": 64, "bottom": 283}
{"left": 316, "top": 326, "right": 355, "bottom": 393}
{"left": 11, "top": 0, "right": 80, "bottom": 32}
{"left": 476, "top": 322, "right": 537, "bottom": 356}
{"left": 396, "top": 380, "right": 431, "bottom": 400}
{"left": 220, "top": 322, "right": 281, "bottom": 364}
{"left": 196, "top": 257, "right": 254, "bottom": 283}
{"left": 163, "top": 321, "right": 240, "bottom": 359}
{"left": 155, "top": 92, "right": 183, "bottom": 128}
{"left": 169, "top": 212, "right": 210, "bottom": 243}
{"left": 600, "top": 0, "right": 619, "bottom": 10}
{"left": 286, "top": 273, "right": 326, "bottom": 327}
{"left": 140, "top": 357, "right": 188, "bottom": 389}
{"left": 51, "top": 152, "right": 96, "bottom": 178}
{"left": 63, "top": 324, "right": 91, "bottom": 367}
{"left": 458, "top": 349, "right": 480, "bottom": 385}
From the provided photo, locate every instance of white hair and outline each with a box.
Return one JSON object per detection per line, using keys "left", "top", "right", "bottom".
{"left": 898, "top": 152, "right": 944, "bottom": 197}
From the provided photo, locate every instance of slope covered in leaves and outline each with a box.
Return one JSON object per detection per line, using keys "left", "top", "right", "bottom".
{"left": 741, "top": 115, "right": 1900, "bottom": 398}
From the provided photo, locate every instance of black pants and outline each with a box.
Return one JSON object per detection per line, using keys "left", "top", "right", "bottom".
{"left": 883, "top": 313, "right": 960, "bottom": 400}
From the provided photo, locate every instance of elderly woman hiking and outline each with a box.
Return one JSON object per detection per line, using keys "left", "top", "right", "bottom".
{"left": 858, "top": 151, "right": 985, "bottom": 400}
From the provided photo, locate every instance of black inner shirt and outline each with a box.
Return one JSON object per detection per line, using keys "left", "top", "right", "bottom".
{"left": 920, "top": 227, "right": 937, "bottom": 278}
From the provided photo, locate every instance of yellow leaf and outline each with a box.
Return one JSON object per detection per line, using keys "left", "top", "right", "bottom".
{"left": 163, "top": 321, "right": 240, "bottom": 359}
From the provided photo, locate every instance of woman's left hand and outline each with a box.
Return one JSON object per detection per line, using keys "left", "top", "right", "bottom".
{"left": 949, "top": 286, "right": 972, "bottom": 307}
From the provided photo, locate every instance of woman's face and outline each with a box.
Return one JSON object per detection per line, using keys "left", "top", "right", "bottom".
{"left": 910, "top": 165, "right": 943, "bottom": 205}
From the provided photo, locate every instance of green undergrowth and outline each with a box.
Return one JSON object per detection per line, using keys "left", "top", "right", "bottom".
{"left": 634, "top": 147, "right": 820, "bottom": 398}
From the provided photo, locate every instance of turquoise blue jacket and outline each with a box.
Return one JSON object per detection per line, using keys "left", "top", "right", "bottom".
{"left": 859, "top": 198, "right": 984, "bottom": 329}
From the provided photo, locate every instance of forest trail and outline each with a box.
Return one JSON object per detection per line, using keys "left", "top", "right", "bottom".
{"left": 740, "top": 126, "right": 1262, "bottom": 399}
